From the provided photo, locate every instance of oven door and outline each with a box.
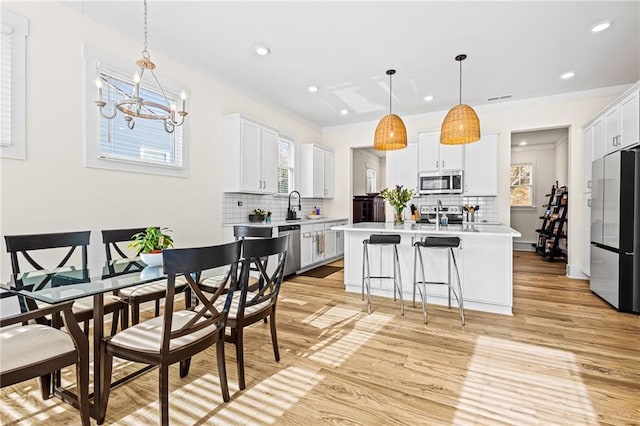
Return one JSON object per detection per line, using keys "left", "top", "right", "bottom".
{"left": 419, "top": 174, "right": 451, "bottom": 194}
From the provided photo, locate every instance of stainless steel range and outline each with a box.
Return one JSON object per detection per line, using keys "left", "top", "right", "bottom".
{"left": 417, "top": 205, "right": 464, "bottom": 224}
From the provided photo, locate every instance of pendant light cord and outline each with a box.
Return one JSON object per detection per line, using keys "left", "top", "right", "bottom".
{"left": 143, "top": 0, "right": 149, "bottom": 54}
{"left": 459, "top": 59, "right": 462, "bottom": 105}
{"left": 389, "top": 73, "right": 392, "bottom": 114}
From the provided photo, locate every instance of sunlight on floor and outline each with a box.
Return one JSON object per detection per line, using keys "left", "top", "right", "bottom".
{"left": 302, "top": 306, "right": 392, "bottom": 367}
{"left": 453, "top": 335, "right": 598, "bottom": 425}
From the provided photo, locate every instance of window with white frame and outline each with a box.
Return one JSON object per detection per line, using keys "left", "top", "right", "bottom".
{"left": 510, "top": 163, "right": 534, "bottom": 206}
{"left": 84, "top": 45, "right": 188, "bottom": 177}
{"left": 277, "top": 137, "right": 295, "bottom": 195}
{"left": 0, "top": 9, "right": 28, "bottom": 160}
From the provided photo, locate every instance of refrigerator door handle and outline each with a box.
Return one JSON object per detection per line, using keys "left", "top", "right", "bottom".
{"left": 624, "top": 252, "right": 634, "bottom": 256}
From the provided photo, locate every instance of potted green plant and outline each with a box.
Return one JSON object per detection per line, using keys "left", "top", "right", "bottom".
{"left": 380, "top": 185, "right": 415, "bottom": 225}
{"left": 129, "top": 227, "right": 174, "bottom": 266}
{"left": 249, "top": 208, "right": 268, "bottom": 223}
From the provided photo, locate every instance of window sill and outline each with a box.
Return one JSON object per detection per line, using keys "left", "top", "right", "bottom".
{"left": 511, "top": 205, "right": 537, "bottom": 210}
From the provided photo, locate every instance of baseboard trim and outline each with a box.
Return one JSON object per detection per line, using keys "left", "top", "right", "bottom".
{"left": 567, "top": 264, "right": 588, "bottom": 280}
{"left": 514, "top": 241, "right": 536, "bottom": 252}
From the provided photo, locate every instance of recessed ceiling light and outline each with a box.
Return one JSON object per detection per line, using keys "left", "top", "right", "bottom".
{"left": 254, "top": 46, "right": 270, "bottom": 56}
{"left": 519, "top": 141, "right": 527, "bottom": 146}
{"left": 307, "top": 86, "right": 318, "bottom": 93}
{"left": 424, "top": 95, "right": 434, "bottom": 102}
{"left": 591, "top": 20, "right": 612, "bottom": 33}
{"left": 340, "top": 109, "right": 349, "bottom": 115}
{"left": 561, "top": 71, "right": 575, "bottom": 80}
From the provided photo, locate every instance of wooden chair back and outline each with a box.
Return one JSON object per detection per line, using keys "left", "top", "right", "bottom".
{"left": 4, "top": 231, "right": 91, "bottom": 290}
{"left": 161, "top": 241, "right": 242, "bottom": 351}
{"left": 101, "top": 227, "right": 147, "bottom": 262}
{"left": 236, "top": 235, "right": 288, "bottom": 319}
{"left": 233, "top": 225, "right": 272, "bottom": 239}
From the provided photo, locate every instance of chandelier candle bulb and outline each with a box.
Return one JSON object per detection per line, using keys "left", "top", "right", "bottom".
{"left": 180, "top": 91, "right": 186, "bottom": 112}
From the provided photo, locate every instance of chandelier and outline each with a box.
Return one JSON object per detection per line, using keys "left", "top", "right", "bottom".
{"left": 95, "top": 0, "right": 187, "bottom": 133}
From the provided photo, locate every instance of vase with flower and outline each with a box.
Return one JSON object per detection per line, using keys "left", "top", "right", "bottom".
{"left": 380, "top": 185, "right": 415, "bottom": 225}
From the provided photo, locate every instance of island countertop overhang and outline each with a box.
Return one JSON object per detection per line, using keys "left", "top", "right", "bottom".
{"left": 333, "top": 222, "right": 521, "bottom": 238}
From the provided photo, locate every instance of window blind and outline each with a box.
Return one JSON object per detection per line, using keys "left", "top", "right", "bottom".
{"left": 277, "top": 138, "right": 294, "bottom": 194}
{"left": 0, "top": 25, "right": 12, "bottom": 147}
{"left": 96, "top": 63, "right": 183, "bottom": 168}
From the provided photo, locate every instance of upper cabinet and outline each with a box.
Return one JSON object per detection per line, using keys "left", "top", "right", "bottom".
{"left": 463, "top": 133, "right": 499, "bottom": 196}
{"left": 582, "top": 125, "right": 593, "bottom": 193}
{"left": 300, "top": 144, "right": 335, "bottom": 198}
{"left": 388, "top": 142, "right": 418, "bottom": 193}
{"left": 591, "top": 117, "right": 604, "bottom": 161}
{"left": 600, "top": 87, "right": 640, "bottom": 156}
{"left": 418, "top": 131, "right": 464, "bottom": 172}
{"left": 223, "top": 114, "right": 278, "bottom": 194}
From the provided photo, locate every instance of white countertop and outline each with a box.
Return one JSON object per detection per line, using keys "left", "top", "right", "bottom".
{"left": 333, "top": 222, "right": 521, "bottom": 237}
{"left": 223, "top": 217, "right": 349, "bottom": 227}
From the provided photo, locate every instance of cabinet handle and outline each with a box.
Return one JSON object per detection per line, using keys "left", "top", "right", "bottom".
{"left": 587, "top": 180, "right": 592, "bottom": 188}
{"left": 263, "top": 180, "right": 266, "bottom": 189}
{"left": 435, "top": 160, "right": 438, "bottom": 169}
{"left": 587, "top": 199, "right": 592, "bottom": 207}
{"left": 442, "top": 160, "right": 445, "bottom": 168}
{"left": 465, "top": 184, "right": 469, "bottom": 192}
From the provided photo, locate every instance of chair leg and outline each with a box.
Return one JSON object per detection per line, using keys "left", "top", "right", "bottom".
{"left": 447, "top": 252, "right": 452, "bottom": 309}
{"left": 416, "top": 247, "right": 428, "bottom": 324}
{"left": 179, "top": 358, "right": 191, "bottom": 378}
{"left": 132, "top": 301, "right": 140, "bottom": 325}
{"left": 216, "top": 329, "right": 230, "bottom": 402}
{"left": 451, "top": 249, "right": 465, "bottom": 326}
{"left": 154, "top": 299, "right": 160, "bottom": 317}
{"left": 97, "top": 348, "right": 114, "bottom": 425}
{"left": 269, "top": 308, "right": 280, "bottom": 362}
{"left": 159, "top": 365, "right": 169, "bottom": 426}
{"left": 76, "top": 344, "right": 90, "bottom": 426}
{"left": 110, "top": 309, "right": 119, "bottom": 337}
{"left": 121, "top": 303, "right": 129, "bottom": 330}
{"left": 361, "top": 243, "right": 366, "bottom": 301}
{"left": 236, "top": 327, "right": 246, "bottom": 390}
{"left": 83, "top": 320, "right": 89, "bottom": 335}
{"left": 412, "top": 245, "right": 417, "bottom": 308}
{"left": 39, "top": 374, "right": 52, "bottom": 400}
{"left": 394, "top": 245, "right": 404, "bottom": 316}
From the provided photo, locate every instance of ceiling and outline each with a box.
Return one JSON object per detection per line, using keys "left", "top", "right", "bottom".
{"left": 511, "top": 128, "right": 569, "bottom": 147}
{"left": 62, "top": 1, "right": 640, "bottom": 128}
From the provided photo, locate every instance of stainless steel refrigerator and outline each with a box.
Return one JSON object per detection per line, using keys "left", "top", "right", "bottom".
{"left": 590, "top": 146, "right": 640, "bottom": 313}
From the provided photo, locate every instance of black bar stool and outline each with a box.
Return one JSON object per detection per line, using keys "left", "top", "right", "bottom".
{"left": 361, "top": 234, "right": 404, "bottom": 315}
{"left": 412, "top": 236, "right": 465, "bottom": 325}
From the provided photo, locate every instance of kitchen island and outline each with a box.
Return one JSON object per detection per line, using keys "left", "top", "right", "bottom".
{"left": 333, "top": 222, "right": 522, "bottom": 315}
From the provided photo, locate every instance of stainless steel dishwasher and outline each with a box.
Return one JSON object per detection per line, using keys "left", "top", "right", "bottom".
{"left": 278, "top": 224, "right": 301, "bottom": 276}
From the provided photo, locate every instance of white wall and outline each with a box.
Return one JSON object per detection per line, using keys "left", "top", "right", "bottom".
{"left": 0, "top": 2, "right": 322, "bottom": 281}
{"left": 511, "top": 145, "right": 556, "bottom": 244}
{"left": 352, "top": 149, "right": 383, "bottom": 195}
{"left": 555, "top": 136, "right": 569, "bottom": 186}
{"left": 322, "top": 87, "right": 625, "bottom": 274}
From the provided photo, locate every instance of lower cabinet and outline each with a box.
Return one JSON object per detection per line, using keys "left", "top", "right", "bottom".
{"left": 301, "top": 224, "right": 314, "bottom": 269}
{"left": 313, "top": 224, "right": 325, "bottom": 265}
{"left": 300, "top": 221, "right": 347, "bottom": 270}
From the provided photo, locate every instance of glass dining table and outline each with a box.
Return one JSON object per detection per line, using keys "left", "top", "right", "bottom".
{"left": 1, "top": 259, "right": 169, "bottom": 420}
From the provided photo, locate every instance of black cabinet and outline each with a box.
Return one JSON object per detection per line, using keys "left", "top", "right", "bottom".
{"left": 353, "top": 195, "right": 385, "bottom": 223}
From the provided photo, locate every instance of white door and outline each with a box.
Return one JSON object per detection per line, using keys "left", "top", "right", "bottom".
{"left": 603, "top": 152, "right": 620, "bottom": 249}
{"left": 418, "top": 132, "right": 439, "bottom": 171}
{"left": 300, "top": 225, "right": 314, "bottom": 268}
{"left": 464, "top": 134, "right": 498, "bottom": 196}
{"left": 313, "top": 225, "right": 325, "bottom": 264}
{"left": 313, "top": 148, "right": 325, "bottom": 198}
{"left": 325, "top": 224, "right": 337, "bottom": 259}
{"left": 240, "top": 120, "right": 261, "bottom": 192}
{"left": 324, "top": 151, "right": 335, "bottom": 198}
{"left": 260, "top": 127, "right": 278, "bottom": 194}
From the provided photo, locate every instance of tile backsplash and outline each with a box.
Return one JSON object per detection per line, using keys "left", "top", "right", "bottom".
{"left": 411, "top": 194, "right": 499, "bottom": 223}
{"left": 223, "top": 193, "right": 325, "bottom": 224}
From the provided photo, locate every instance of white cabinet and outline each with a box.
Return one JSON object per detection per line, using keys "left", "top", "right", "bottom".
{"left": 463, "top": 133, "right": 498, "bottom": 196}
{"left": 223, "top": 114, "right": 278, "bottom": 194}
{"left": 300, "top": 224, "right": 314, "bottom": 268}
{"left": 418, "top": 131, "right": 463, "bottom": 172}
{"left": 620, "top": 90, "right": 640, "bottom": 149}
{"left": 582, "top": 125, "right": 593, "bottom": 193}
{"left": 300, "top": 144, "right": 335, "bottom": 198}
{"left": 324, "top": 222, "right": 337, "bottom": 259}
{"left": 313, "top": 224, "right": 325, "bottom": 264}
{"left": 388, "top": 142, "right": 418, "bottom": 193}
{"left": 591, "top": 117, "right": 604, "bottom": 161}
{"left": 603, "top": 89, "right": 639, "bottom": 154}
{"left": 581, "top": 194, "right": 591, "bottom": 277}
{"left": 335, "top": 221, "right": 347, "bottom": 256}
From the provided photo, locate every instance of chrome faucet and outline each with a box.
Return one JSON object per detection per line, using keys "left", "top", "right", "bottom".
{"left": 287, "top": 190, "right": 301, "bottom": 220}
{"left": 436, "top": 199, "right": 444, "bottom": 225}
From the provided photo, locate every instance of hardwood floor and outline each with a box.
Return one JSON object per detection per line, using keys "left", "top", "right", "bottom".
{"left": 2, "top": 252, "right": 639, "bottom": 425}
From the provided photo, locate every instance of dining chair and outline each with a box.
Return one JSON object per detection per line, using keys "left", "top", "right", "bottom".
{"left": 101, "top": 228, "right": 190, "bottom": 325}
{"left": 97, "top": 240, "right": 242, "bottom": 425}
{"left": 0, "top": 298, "right": 90, "bottom": 425}
{"left": 4, "top": 231, "right": 127, "bottom": 336}
{"left": 200, "top": 235, "right": 288, "bottom": 390}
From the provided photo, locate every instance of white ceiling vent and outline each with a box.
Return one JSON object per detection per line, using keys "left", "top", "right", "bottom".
{"left": 488, "top": 94, "right": 513, "bottom": 101}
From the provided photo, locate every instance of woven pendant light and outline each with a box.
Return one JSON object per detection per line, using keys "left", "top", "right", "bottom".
{"left": 374, "top": 70, "right": 407, "bottom": 150}
{"left": 441, "top": 54, "right": 480, "bottom": 145}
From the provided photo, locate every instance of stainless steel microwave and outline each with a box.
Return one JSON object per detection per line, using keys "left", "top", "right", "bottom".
{"left": 418, "top": 171, "right": 463, "bottom": 194}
